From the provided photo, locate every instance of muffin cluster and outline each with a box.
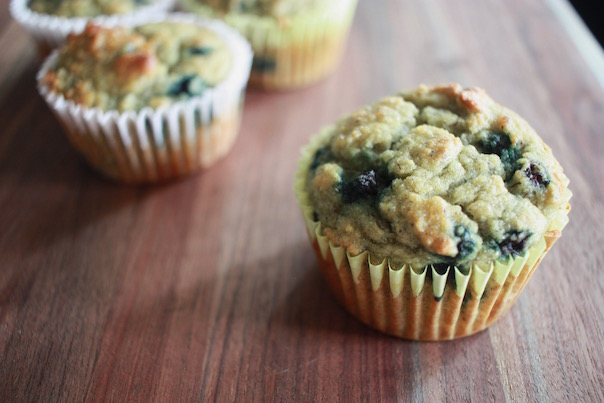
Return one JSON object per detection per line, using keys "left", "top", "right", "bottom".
{"left": 10, "top": 0, "right": 571, "bottom": 340}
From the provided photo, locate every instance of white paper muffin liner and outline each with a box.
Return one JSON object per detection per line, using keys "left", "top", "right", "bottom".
{"left": 179, "top": 0, "right": 358, "bottom": 90}
{"left": 294, "top": 127, "right": 570, "bottom": 340}
{"left": 37, "top": 13, "right": 253, "bottom": 183}
{"left": 10, "top": 0, "right": 176, "bottom": 55}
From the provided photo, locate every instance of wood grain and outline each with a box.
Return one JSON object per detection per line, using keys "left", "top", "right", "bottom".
{"left": 1, "top": 0, "right": 603, "bottom": 401}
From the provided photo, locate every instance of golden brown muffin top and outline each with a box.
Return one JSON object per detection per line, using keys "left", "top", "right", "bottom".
{"left": 41, "top": 22, "right": 233, "bottom": 112}
{"left": 305, "top": 84, "right": 572, "bottom": 269}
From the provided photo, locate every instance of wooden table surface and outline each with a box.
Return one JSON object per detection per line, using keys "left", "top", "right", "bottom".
{"left": 1, "top": 0, "right": 603, "bottom": 401}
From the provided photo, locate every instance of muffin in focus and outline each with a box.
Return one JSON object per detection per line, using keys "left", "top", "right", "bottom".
{"left": 179, "top": 0, "right": 358, "bottom": 90}
{"left": 10, "top": 0, "right": 175, "bottom": 56}
{"left": 37, "top": 14, "right": 252, "bottom": 183}
{"left": 294, "top": 84, "right": 571, "bottom": 340}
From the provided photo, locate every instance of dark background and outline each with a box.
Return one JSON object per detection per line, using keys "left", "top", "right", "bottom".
{"left": 570, "top": 0, "right": 603, "bottom": 46}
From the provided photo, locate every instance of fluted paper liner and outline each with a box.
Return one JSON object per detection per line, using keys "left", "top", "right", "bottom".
{"left": 179, "top": 0, "right": 358, "bottom": 90}
{"left": 36, "top": 14, "right": 252, "bottom": 184}
{"left": 10, "top": 0, "right": 176, "bottom": 57}
{"left": 295, "top": 127, "right": 570, "bottom": 340}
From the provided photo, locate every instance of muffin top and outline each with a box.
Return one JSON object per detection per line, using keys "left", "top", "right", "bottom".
{"left": 185, "top": 0, "right": 322, "bottom": 17}
{"left": 28, "top": 0, "right": 157, "bottom": 17}
{"left": 40, "top": 22, "right": 233, "bottom": 112}
{"left": 305, "top": 84, "right": 571, "bottom": 270}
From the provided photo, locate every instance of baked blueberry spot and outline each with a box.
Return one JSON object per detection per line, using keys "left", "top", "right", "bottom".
{"left": 189, "top": 46, "right": 213, "bottom": 56}
{"left": 252, "top": 57, "right": 276, "bottom": 72}
{"left": 454, "top": 224, "right": 476, "bottom": 260}
{"left": 313, "top": 211, "right": 319, "bottom": 222}
{"left": 167, "top": 75, "right": 208, "bottom": 97}
{"left": 525, "top": 162, "right": 550, "bottom": 188}
{"left": 310, "top": 146, "right": 333, "bottom": 171}
{"left": 478, "top": 131, "right": 522, "bottom": 180}
{"left": 340, "top": 169, "right": 393, "bottom": 203}
{"left": 495, "top": 230, "right": 532, "bottom": 257}
{"left": 478, "top": 131, "right": 511, "bottom": 155}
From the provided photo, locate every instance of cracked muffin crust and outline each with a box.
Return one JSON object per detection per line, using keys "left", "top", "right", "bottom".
{"left": 304, "top": 84, "right": 572, "bottom": 270}
{"left": 40, "top": 22, "right": 233, "bottom": 112}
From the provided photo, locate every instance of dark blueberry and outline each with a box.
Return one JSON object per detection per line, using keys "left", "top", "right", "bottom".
{"left": 310, "top": 146, "right": 333, "bottom": 171}
{"left": 312, "top": 211, "right": 319, "bottom": 222}
{"left": 168, "top": 75, "right": 208, "bottom": 97}
{"left": 478, "top": 131, "right": 511, "bottom": 155}
{"left": 496, "top": 230, "right": 532, "bottom": 257}
{"left": 453, "top": 224, "right": 476, "bottom": 260}
{"left": 477, "top": 131, "right": 522, "bottom": 180}
{"left": 341, "top": 170, "right": 378, "bottom": 202}
{"left": 189, "top": 46, "right": 214, "bottom": 56}
{"left": 524, "top": 162, "right": 550, "bottom": 188}
{"left": 340, "top": 169, "right": 393, "bottom": 203}
{"left": 252, "top": 57, "right": 277, "bottom": 72}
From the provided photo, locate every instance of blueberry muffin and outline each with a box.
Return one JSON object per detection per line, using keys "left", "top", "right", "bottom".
{"left": 10, "top": 0, "right": 175, "bottom": 56}
{"left": 295, "top": 84, "right": 571, "bottom": 340}
{"left": 37, "top": 15, "right": 252, "bottom": 183}
{"left": 179, "top": 0, "right": 358, "bottom": 89}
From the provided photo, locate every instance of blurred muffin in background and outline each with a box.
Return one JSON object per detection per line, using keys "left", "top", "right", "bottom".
{"left": 37, "top": 14, "right": 252, "bottom": 183}
{"left": 179, "top": 0, "right": 358, "bottom": 90}
{"left": 10, "top": 0, "right": 176, "bottom": 56}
